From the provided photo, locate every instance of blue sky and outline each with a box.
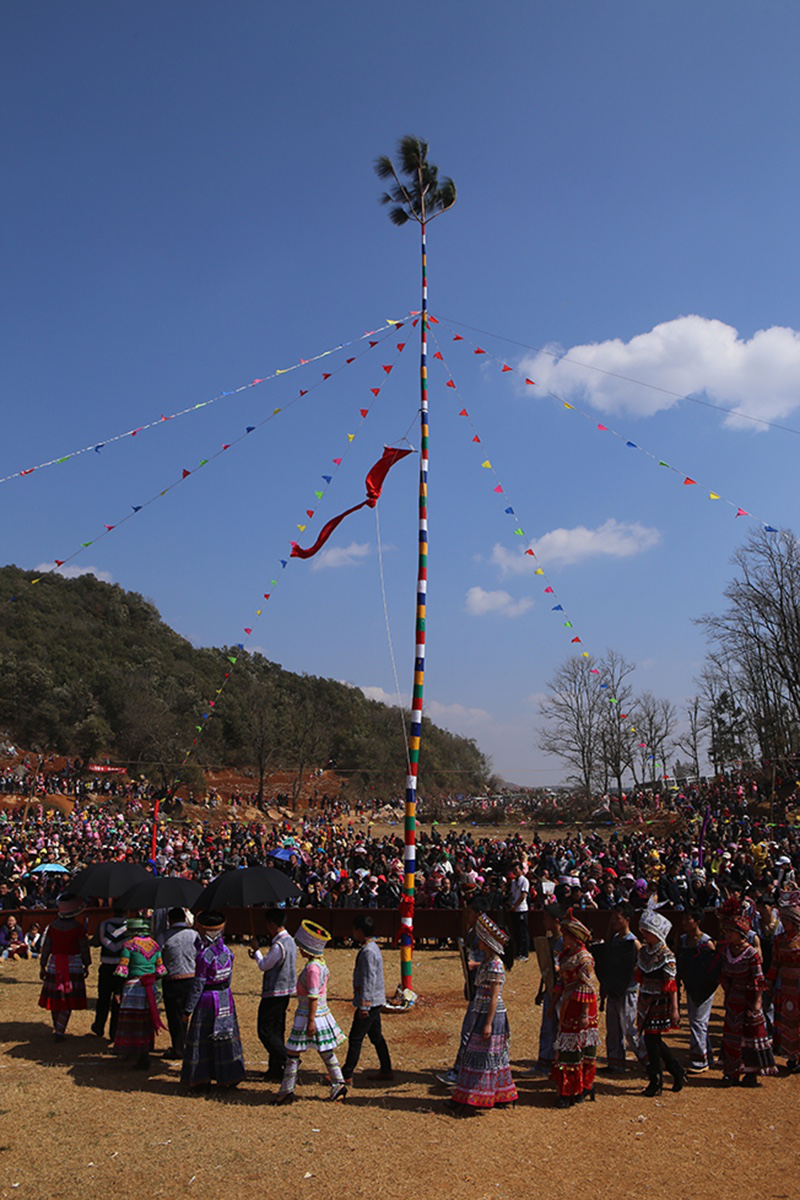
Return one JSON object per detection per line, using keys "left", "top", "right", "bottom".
{"left": 3, "top": 2, "right": 800, "bottom": 785}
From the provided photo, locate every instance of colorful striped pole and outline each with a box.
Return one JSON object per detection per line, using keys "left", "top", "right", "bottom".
{"left": 400, "top": 221, "right": 429, "bottom": 993}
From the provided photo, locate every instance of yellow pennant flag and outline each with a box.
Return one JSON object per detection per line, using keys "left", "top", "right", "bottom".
{"left": 481, "top": 460, "right": 492, "bottom": 468}
{"left": 348, "top": 433, "right": 355, "bottom": 442}
{"left": 709, "top": 492, "right": 720, "bottom": 500}
{"left": 273, "top": 408, "right": 281, "bottom": 415}
{"left": 534, "top": 567, "right": 544, "bottom": 575}
{"left": 563, "top": 402, "right": 573, "bottom": 409}
{"left": 297, "top": 524, "right": 306, "bottom": 532}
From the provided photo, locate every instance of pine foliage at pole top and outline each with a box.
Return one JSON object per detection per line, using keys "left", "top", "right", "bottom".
{"left": 374, "top": 135, "right": 456, "bottom": 226}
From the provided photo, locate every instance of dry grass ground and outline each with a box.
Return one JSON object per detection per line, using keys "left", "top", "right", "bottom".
{"left": 1, "top": 947, "right": 799, "bottom": 1200}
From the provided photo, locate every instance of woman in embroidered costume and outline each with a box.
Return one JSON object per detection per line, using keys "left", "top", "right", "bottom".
{"left": 274, "top": 920, "right": 347, "bottom": 1104}
{"left": 38, "top": 893, "right": 91, "bottom": 1042}
{"left": 113, "top": 915, "right": 166, "bottom": 1068}
{"left": 766, "top": 890, "right": 800, "bottom": 1073}
{"left": 719, "top": 897, "right": 777, "bottom": 1087}
{"left": 636, "top": 901, "right": 685, "bottom": 1097}
{"left": 550, "top": 911, "right": 599, "bottom": 1107}
{"left": 447, "top": 913, "right": 517, "bottom": 1115}
{"left": 181, "top": 911, "right": 246, "bottom": 1089}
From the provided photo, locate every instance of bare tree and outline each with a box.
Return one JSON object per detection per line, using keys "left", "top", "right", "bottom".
{"left": 675, "top": 695, "right": 705, "bottom": 780}
{"left": 539, "top": 656, "right": 610, "bottom": 795}
{"left": 632, "top": 692, "right": 678, "bottom": 785}
{"left": 595, "top": 649, "right": 637, "bottom": 796}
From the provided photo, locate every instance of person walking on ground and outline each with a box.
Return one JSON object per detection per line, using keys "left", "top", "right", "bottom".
{"left": 160, "top": 908, "right": 197, "bottom": 1061}
{"left": 509, "top": 863, "right": 530, "bottom": 962}
{"left": 677, "top": 905, "right": 720, "bottom": 1074}
{"left": 595, "top": 902, "right": 647, "bottom": 1074}
{"left": 636, "top": 901, "right": 685, "bottom": 1097}
{"left": 341, "top": 914, "right": 393, "bottom": 1086}
{"left": 766, "top": 890, "right": 800, "bottom": 1073}
{"left": 113, "top": 916, "right": 166, "bottom": 1069}
{"left": 448, "top": 913, "right": 517, "bottom": 1116}
{"left": 38, "top": 893, "right": 91, "bottom": 1042}
{"left": 181, "top": 911, "right": 246, "bottom": 1090}
{"left": 91, "top": 905, "right": 127, "bottom": 1040}
{"left": 719, "top": 897, "right": 777, "bottom": 1087}
{"left": 550, "top": 911, "right": 599, "bottom": 1108}
{"left": 274, "top": 920, "right": 347, "bottom": 1105}
{"left": 250, "top": 908, "right": 297, "bottom": 1082}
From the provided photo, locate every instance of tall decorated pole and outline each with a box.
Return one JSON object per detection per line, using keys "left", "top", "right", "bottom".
{"left": 375, "top": 137, "right": 456, "bottom": 992}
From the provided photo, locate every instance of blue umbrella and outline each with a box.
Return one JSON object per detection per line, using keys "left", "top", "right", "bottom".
{"left": 30, "top": 863, "right": 69, "bottom": 874}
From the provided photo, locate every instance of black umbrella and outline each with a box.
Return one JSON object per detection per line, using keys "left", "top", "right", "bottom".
{"left": 192, "top": 865, "right": 300, "bottom": 911}
{"left": 70, "top": 861, "right": 152, "bottom": 899}
{"left": 115, "top": 876, "right": 203, "bottom": 911}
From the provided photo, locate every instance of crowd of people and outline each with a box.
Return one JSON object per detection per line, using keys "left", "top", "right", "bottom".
{"left": 1, "top": 768, "right": 799, "bottom": 1113}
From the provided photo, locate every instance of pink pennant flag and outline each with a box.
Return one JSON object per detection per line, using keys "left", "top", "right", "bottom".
{"left": 252, "top": 378, "right": 264, "bottom": 385}
{"left": 544, "top": 586, "right": 554, "bottom": 593}
{"left": 104, "top": 524, "right": 115, "bottom": 531}
{"left": 597, "top": 424, "right": 608, "bottom": 431}
{"left": 591, "top": 669, "right": 600, "bottom": 674}
{"left": 493, "top": 484, "right": 503, "bottom": 493}
{"left": 736, "top": 507, "right": 749, "bottom": 517}
{"left": 333, "top": 458, "right": 342, "bottom": 465}
{"left": 244, "top": 628, "right": 252, "bottom": 635}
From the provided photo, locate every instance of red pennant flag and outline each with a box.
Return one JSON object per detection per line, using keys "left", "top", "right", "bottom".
{"left": 458, "top": 408, "right": 468, "bottom": 416}
{"left": 502, "top": 364, "right": 512, "bottom": 372}
{"left": 590, "top": 668, "right": 600, "bottom": 674}
{"left": 433, "top": 351, "right": 443, "bottom": 360}
{"left": 306, "top": 509, "right": 314, "bottom": 518}
{"left": 412, "top": 318, "right": 419, "bottom": 326}
{"left": 252, "top": 378, "right": 264, "bottom": 385}
{"left": 244, "top": 628, "right": 252, "bottom": 635}
{"left": 620, "top": 713, "right": 627, "bottom": 719}
{"left": 322, "top": 373, "right": 331, "bottom": 380}
{"left": 20, "top": 468, "right": 35, "bottom": 475}
{"left": 346, "top": 357, "right": 355, "bottom": 364}
{"left": 397, "top": 342, "right": 405, "bottom": 351}
{"left": 474, "top": 347, "right": 486, "bottom": 355}
{"left": 54, "top": 559, "right": 65, "bottom": 566}
{"left": 446, "top": 380, "right": 456, "bottom": 388}
{"left": 182, "top": 469, "right": 191, "bottom": 478}
{"left": 683, "top": 477, "right": 696, "bottom": 486}
{"left": 370, "top": 388, "right": 380, "bottom": 396}
{"left": 299, "top": 390, "right": 308, "bottom": 396}
{"left": 429, "top": 315, "right": 439, "bottom": 324}
{"left": 571, "top": 637, "right": 581, "bottom": 643}
{"left": 104, "top": 524, "right": 115, "bottom": 531}
{"left": 382, "top": 364, "right": 393, "bottom": 374}
{"left": 525, "top": 378, "right": 535, "bottom": 386}
{"left": 369, "top": 340, "right": 378, "bottom": 347}
{"left": 360, "top": 408, "right": 369, "bottom": 418}
{"left": 333, "top": 458, "right": 342, "bottom": 465}
{"left": 291, "top": 447, "right": 413, "bottom": 560}
{"left": 222, "top": 443, "right": 231, "bottom": 450}
{"left": 525, "top": 549, "right": 535, "bottom": 556}
{"left": 472, "top": 435, "right": 481, "bottom": 443}
{"left": 453, "top": 334, "right": 463, "bottom": 341}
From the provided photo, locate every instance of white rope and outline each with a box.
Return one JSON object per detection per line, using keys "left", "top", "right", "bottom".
{"left": 374, "top": 504, "right": 411, "bottom": 770}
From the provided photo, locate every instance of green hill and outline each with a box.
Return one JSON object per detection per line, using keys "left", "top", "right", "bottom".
{"left": 0, "top": 566, "right": 491, "bottom": 799}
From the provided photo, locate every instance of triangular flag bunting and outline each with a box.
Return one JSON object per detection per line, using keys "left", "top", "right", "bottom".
{"left": 333, "top": 458, "right": 342, "bottom": 465}
{"left": 306, "top": 509, "right": 314, "bottom": 518}
{"left": 481, "top": 460, "right": 492, "bottom": 469}
{"left": 474, "top": 347, "right": 486, "bottom": 355}
{"left": 597, "top": 424, "right": 608, "bottom": 432}
{"left": 502, "top": 364, "right": 512, "bottom": 372}
{"left": 709, "top": 492, "right": 720, "bottom": 500}
{"left": 370, "top": 388, "right": 380, "bottom": 396}
{"left": 472, "top": 435, "right": 480, "bottom": 442}
{"left": 382, "top": 364, "right": 392, "bottom": 374}
{"left": 736, "top": 507, "right": 749, "bottom": 517}
{"left": 453, "top": 334, "right": 463, "bottom": 340}
{"left": 525, "top": 378, "right": 535, "bottom": 386}
{"left": 683, "top": 477, "right": 696, "bottom": 486}
{"left": 493, "top": 484, "right": 503, "bottom": 493}
{"left": 446, "top": 380, "right": 456, "bottom": 388}
{"left": 182, "top": 469, "right": 191, "bottom": 478}
{"left": 322, "top": 373, "right": 331, "bottom": 380}
{"left": 459, "top": 408, "right": 468, "bottom": 416}
{"left": 433, "top": 351, "right": 443, "bottom": 360}
{"left": 360, "top": 408, "right": 369, "bottom": 418}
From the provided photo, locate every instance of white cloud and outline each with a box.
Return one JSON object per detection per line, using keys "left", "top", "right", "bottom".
{"left": 36, "top": 562, "right": 114, "bottom": 583}
{"left": 425, "top": 699, "right": 494, "bottom": 730}
{"left": 491, "top": 519, "right": 661, "bottom": 574}
{"left": 465, "top": 586, "right": 533, "bottom": 618}
{"left": 311, "top": 541, "right": 370, "bottom": 570}
{"left": 359, "top": 684, "right": 408, "bottom": 708}
{"left": 521, "top": 315, "right": 800, "bottom": 429}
